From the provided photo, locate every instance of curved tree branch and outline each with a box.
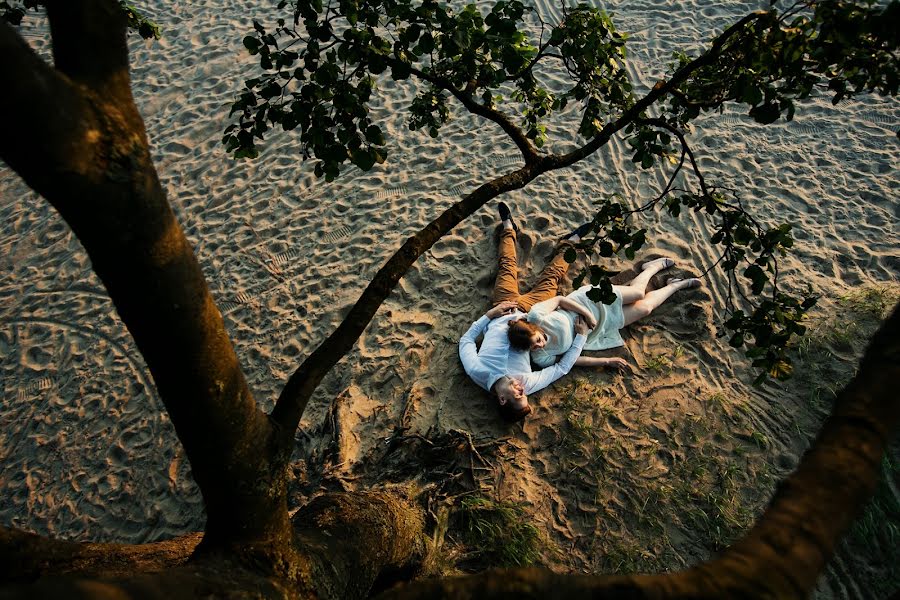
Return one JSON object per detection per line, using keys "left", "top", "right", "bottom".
{"left": 405, "top": 62, "right": 539, "bottom": 163}
{"left": 379, "top": 304, "right": 900, "bottom": 598}
{"left": 271, "top": 165, "right": 546, "bottom": 446}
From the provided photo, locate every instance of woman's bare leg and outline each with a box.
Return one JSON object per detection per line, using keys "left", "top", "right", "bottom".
{"left": 615, "top": 258, "right": 675, "bottom": 304}
{"left": 622, "top": 277, "right": 701, "bottom": 326}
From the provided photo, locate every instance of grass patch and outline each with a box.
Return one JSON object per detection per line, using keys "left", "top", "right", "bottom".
{"left": 668, "top": 442, "right": 761, "bottom": 551}
{"left": 838, "top": 286, "right": 898, "bottom": 319}
{"left": 551, "top": 382, "right": 773, "bottom": 570}
{"left": 454, "top": 495, "right": 543, "bottom": 568}
{"left": 645, "top": 353, "right": 673, "bottom": 374}
{"left": 554, "top": 381, "right": 616, "bottom": 475}
{"left": 792, "top": 284, "right": 899, "bottom": 411}
{"left": 644, "top": 345, "right": 687, "bottom": 375}
{"left": 594, "top": 534, "right": 669, "bottom": 575}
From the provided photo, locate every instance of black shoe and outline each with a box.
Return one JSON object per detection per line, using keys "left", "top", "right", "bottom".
{"left": 498, "top": 202, "right": 519, "bottom": 233}
{"left": 563, "top": 221, "right": 593, "bottom": 240}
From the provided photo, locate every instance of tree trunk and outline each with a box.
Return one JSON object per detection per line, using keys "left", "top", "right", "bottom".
{"left": 0, "top": 2, "right": 290, "bottom": 558}
{"left": 0, "top": 491, "right": 426, "bottom": 599}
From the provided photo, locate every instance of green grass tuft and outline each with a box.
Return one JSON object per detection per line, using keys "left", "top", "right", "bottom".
{"left": 455, "top": 496, "right": 543, "bottom": 567}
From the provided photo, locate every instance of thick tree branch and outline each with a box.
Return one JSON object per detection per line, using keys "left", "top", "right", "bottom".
{"left": 0, "top": 21, "right": 102, "bottom": 187}
{"left": 271, "top": 166, "right": 546, "bottom": 446}
{"left": 380, "top": 304, "right": 900, "bottom": 598}
{"left": 0, "top": 526, "right": 201, "bottom": 583}
{"left": 46, "top": 0, "right": 131, "bottom": 99}
{"left": 1, "top": 6, "right": 289, "bottom": 555}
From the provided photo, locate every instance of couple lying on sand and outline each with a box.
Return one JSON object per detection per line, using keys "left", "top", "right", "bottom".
{"left": 459, "top": 202, "right": 701, "bottom": 422}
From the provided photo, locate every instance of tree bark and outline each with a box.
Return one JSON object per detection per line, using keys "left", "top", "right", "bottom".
{"left": 379, "top": 304, "right": 900, "bottom": 599}
{"left": 0, "top": 2, "right": 289, "bottom": 557}
{"left": 0, "top": 527, "right": 201, "bottom": 583}
{"left": 0, "top": 491, "right": 426, "bottom": 600}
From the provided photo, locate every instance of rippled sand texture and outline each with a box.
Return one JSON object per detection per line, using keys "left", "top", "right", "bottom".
{"left": 1, "top": 0, "right": 897, "bottom": 594}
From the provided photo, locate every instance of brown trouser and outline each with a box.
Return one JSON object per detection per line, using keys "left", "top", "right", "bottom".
{"left": 491, "top": 228, "right": 573, "bottom": 312}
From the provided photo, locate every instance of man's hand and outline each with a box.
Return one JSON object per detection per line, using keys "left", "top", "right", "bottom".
{"left": 486, "top": 300, "right": 518, "bottom": 320}
{"left": 574, "top": 315, "right": 591, "bottom": 335}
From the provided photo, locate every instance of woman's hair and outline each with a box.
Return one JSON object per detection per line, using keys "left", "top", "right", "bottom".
{"left": 508, "top": 319, "right": 542, "bottom": 351}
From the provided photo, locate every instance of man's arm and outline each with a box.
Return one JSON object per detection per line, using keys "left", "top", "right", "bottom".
{"left": 518, "top": 316, "right": 592, "bottom": 394}
{"left": 458, "top": 301, "right": 519, "bottom": 381}
{"left": 458, "top": 315, "right": 490, "bottom": 375}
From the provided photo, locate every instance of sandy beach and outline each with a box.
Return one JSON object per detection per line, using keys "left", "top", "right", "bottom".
{"left": 1, "top": 0, "right": 897, "bottom": 595}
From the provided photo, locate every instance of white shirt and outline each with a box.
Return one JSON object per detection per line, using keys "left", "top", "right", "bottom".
{"left": 458, "top": 312, "right": 587, "bottom": 393}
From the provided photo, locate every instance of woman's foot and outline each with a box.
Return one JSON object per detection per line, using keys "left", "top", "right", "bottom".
{"left": 498, "top": 202, "right": 518, "bottom": 232}
{"left": 666, "top": 277, "right": 702, "bottom": 290}
{"left": 642, "top": 257, "right": 675, "bottom": 272}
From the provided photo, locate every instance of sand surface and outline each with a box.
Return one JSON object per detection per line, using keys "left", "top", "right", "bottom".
{"left": 1, "top": 0, "right": 898, "bottom": 595}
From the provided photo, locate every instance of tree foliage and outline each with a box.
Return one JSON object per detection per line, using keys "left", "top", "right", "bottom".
{"left": 226, "top": 0, "right": 898, "bottom": 382}
{"left": 2, "top": 1, "right": 899, "bottom": 597}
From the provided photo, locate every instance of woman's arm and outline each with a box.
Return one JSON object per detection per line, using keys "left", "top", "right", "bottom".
{"left": 533, "top": 296, "right": 563, "bottom": 313}
{"left": 574, "top": 356, "right": 632, "bottom": 372}
{"left": 558, "top": 297, "right": 597, "bottom": 328}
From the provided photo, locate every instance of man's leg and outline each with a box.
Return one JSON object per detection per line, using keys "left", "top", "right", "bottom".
{"left": 516, "top": 240, "right": 574, "bottom": 312}
{"left": 491, "top": 225, "right": 522, "bottom": 306}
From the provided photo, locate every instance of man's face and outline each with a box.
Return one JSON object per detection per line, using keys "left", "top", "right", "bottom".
{"left": 497, "top": 377, "right": 528, "bottom": 410}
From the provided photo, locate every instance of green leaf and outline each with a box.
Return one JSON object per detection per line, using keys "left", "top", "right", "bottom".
{"left": 351, "top": 149, "right": 376, "bottom": 171}
{"left": 391, "top": 61, "right": 412, "bottom": 80}
{"left": 365, "top": 125, "right": 385, "bottom": 145}
{"left": 243, "top": 36, "right": 261, "bottom": 54}
{"left": 744, "top": 264, "right": 767, "bottom": 295}
{"left": 564, "top": 248, "right": 577, "bottom": 263}
{"left": 748, "top": 102, "right": 780, "bottom": 124}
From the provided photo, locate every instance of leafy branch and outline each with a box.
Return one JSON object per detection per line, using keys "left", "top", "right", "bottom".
{"left": 225, "top": 0, "right": 897, "bottom": 412}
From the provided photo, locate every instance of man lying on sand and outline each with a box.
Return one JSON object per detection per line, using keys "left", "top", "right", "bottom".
{"left": 458, "top": 203, "right": 627, "bottom": 422}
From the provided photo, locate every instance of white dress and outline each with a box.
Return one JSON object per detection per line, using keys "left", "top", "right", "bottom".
{"left": 527, "top": 285, "right": 626, "bottom": 368}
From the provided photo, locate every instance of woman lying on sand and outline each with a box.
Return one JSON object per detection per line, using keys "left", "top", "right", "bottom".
{"left": 507, "top": 257, "right": 701, "bottom": 368}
